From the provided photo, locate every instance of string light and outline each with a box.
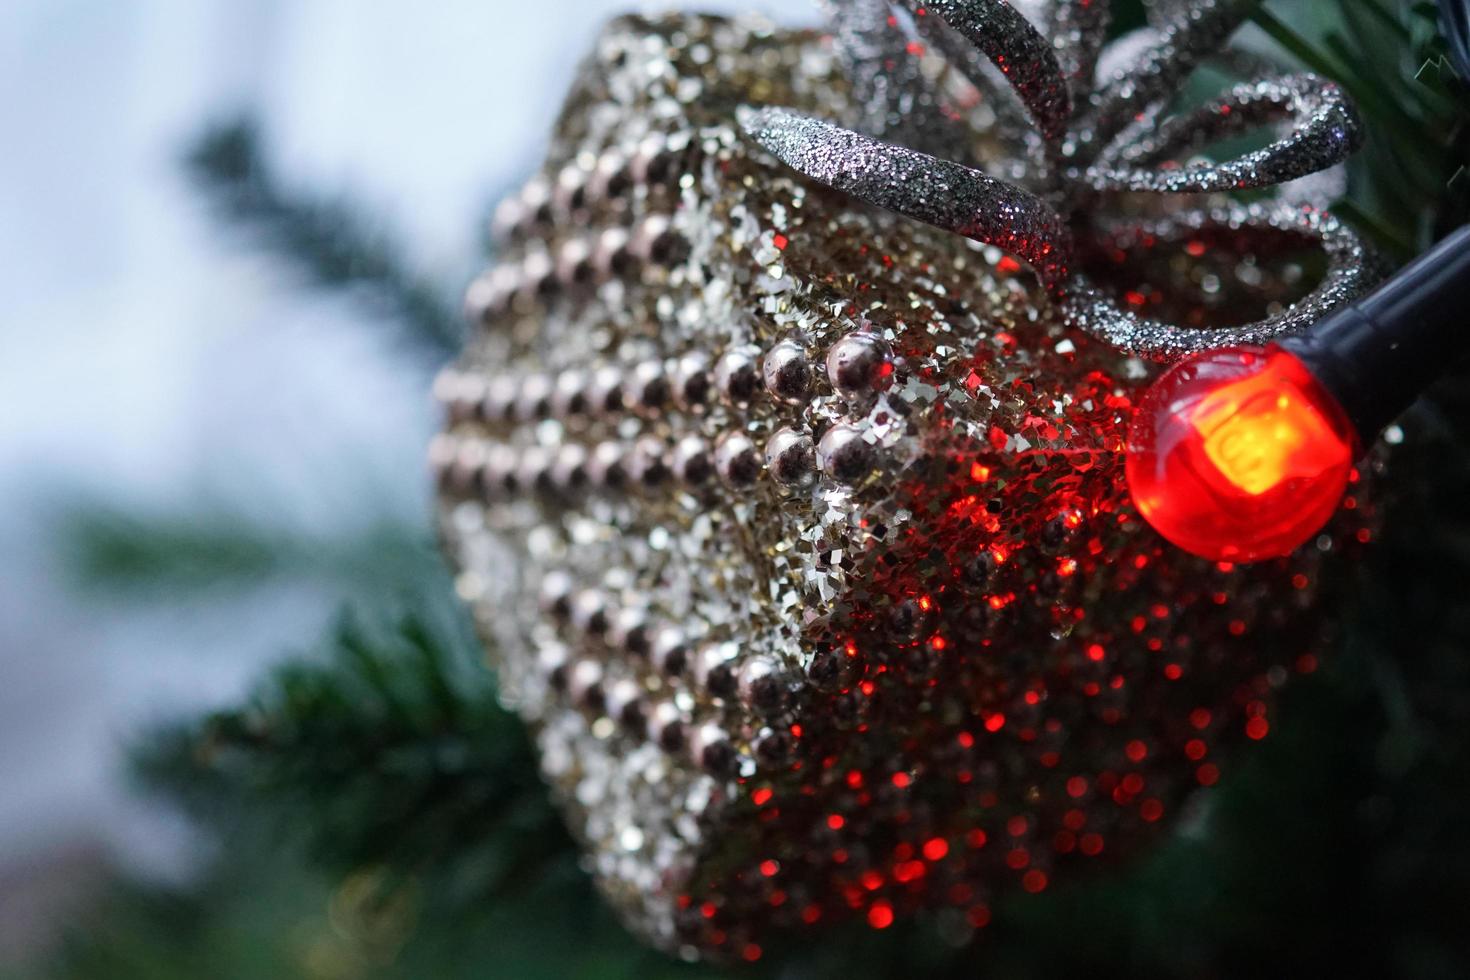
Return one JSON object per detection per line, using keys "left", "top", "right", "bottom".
{"left": 1126, "top": 347, "right": 1354, "bottom": 562}
{"left": 1129, "top": 225, "right": 1470, "bottom": 561}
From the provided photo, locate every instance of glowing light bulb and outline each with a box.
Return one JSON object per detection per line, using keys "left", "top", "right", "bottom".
{"left": 1126, "top": 346, "right": 1356, "bottom": 562}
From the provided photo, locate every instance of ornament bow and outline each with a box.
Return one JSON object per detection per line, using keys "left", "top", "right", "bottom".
{"left": 739, "top": 0, "right": 1379, "bottom": 360}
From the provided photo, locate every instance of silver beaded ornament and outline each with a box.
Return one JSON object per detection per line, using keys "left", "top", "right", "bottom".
{"left": 435, "top": 3, "right": 1381, "bottom": 961}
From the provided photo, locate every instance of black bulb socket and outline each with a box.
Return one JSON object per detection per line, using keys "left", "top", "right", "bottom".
{"left": 1276, "top": 225, "right": 1470, "bottom": 444}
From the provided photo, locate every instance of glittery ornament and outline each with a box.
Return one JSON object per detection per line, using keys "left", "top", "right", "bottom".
{"left": 741, "top": 0, "right": 1382, "bottom": 360}
{"left": 436, "top": 8, "right": 1379, "bottom": 962}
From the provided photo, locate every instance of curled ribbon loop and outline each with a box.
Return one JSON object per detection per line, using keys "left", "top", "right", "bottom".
{"left": 1082, "top": 75, "right": 1362, "bottom": 195}
{"left": 740, "top": 0, "right": 1378, "bottom": 360}
{"left": 739, "top": 106, "right": 1071, "bottom": 285}
{"left": 1061, "top": 202, "right": 1377, "bottom": 360}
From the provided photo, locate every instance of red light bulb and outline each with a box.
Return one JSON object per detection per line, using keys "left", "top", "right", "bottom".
{"left": 1126, "top": 346, "right": 1356, "bottom": 563}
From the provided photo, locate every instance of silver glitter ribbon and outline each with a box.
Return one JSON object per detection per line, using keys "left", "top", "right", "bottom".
{"left": 741, "top": 0, "right": 1378, "bottom": 360}
{"left": 815, "top": 0, "right": 967, "bottom": 159}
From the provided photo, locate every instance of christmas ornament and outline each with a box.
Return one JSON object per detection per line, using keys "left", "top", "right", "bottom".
{"left": 1126, "top": 345, "right": 1356, "bottom": 562}
{"left": 433, "top": 3, "right": 1379, "bottom": 961}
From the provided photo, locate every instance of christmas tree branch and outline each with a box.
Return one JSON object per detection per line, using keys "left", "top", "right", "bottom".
{"left": 1329, "top": 198, "right": 1416, "bottom": 256}
{"left": 187, "top": 118, "right": 465, "bottom": 359}
{"left": 56, "top": 501, "right": 438, "bottom": 597}
{"left": 133, "top": 603, "right": 573, "bottom": 907}
{"left": 1250, "top": 1, "right": 1470, "bottom": 253}
{"left": 1252, "top": 8, "right": 1424, "bottom": 151}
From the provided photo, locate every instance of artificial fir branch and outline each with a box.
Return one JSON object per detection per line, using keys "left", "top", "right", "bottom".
{"left": 187, "top": 118, "right": 465, "bottom": 359}
{"left": 1250, "top": 1, "right": 1470, "bottom": 254}
{"left": 56, "top": 502, "right": 437, "bottom": 596}
{"left": 117, "top": 604, "right": 720, "bottom": 978}
{"left": 132, "top": 604, "right": 572, "bottom": 907}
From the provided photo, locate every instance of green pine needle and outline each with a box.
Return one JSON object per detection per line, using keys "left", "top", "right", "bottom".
{"left": 132, "top": 602, "right": 576, "bottom": 908}
{"left": 187, "top": 118, "right": 465, "bottom": 359}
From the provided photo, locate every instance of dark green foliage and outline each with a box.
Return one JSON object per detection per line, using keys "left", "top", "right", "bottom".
{"left": 1251, "top": 0, "right": 1470, "bottom": 256}
{"left": 187, "top": 118, "right": 465, "bottom": 359}
{"left": 131, "top": 604, "right": 565, "bottom": 906}
{"left": 36, "top": 840, "right": 338, "bottom": 980}
{"left": 37, "top": 604, "right": 720, "bottom": 980}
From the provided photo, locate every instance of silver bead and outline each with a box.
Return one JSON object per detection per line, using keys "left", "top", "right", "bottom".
{"left": 689, "top": 722, "right": 738, "bottom": 777}
{"left": 518, "top": 249, "right": 557, "bottom": 302}
{"left": 515, "top": 445, "right": 555, "bottom": 493}
{"left": 607, "top": 607, "right": 651, "bottom": 656}
{"left": 648, "top": 700, "right": 686, "bottom": 753}
{"left": 555, "top": 237, "right": 595, "bottom": 288}
{"left": 817, "top": 422, "right": 877, "bottom": 484}
{"left": 462, "top": 373, "right": 494, "bottom": 425}
{"left": 589, "top": 147, "right": 631, "bottom": 200}
{"left": 538, "top": 571, "right": 575, "bottom": 619}
{"left": 537, "top": 642, "right": 570, "bottom": 692}
{"left": 481, "top": 376, "right": 519, "bottom": 423}
{"left": 513, "top": 374, "right": 554, "bottom": 422}
{"left": 626, "top": 437, "right": 670, "bottom": 488}
{"left": 520, "top": 174, "right": 552, "bottom": 225}
{"left": 464, "top": 265, "right": 518, "bottom": 325}
{"left": 482, "top": 443, "right": 520, "bottom": 496}
{"left": 551, "top": 370, "right": 590, "bottom": 418}
{"left": 671, "top": 352, "right": 712, "bottom": 410}
{"left": 592, "top": 226, "right": 634, "bottom": 279}
{"left": 447, "top": 439, "right": 488, "bottom": 497}
{"left": 570, "top": 589, "right": 610, "bottom": 636}
{"left": 604, "top": 678, "right": 646, "bottom": 731}
{"left": 568, "top": 658, "right": 605, "bottom": 712}
{"left": 490, "top": 194, "right": 525, "bottom": 241}
{"left": 714, "top": 347, "right": 761, "bottom": 405}
{"left": 628, "top": 132, "right": 667, "bottom": 186}
{"left": 629, "top": 360, "right": 670, "bottom": 415}
{"left": 433, "top": 370, "right": 482, "bottom": 425}
{"left": 587, "top": 366, "right": 626, "bottom": 415}
{"left": 738, "top": 657, "right": 791, "bottom": 715}
{"left": 826, "top": 331, "right": 892, "bottom": 399}
{"left": 650, "top": 626, "right": 688, "bottom": 676}
{"left": 713, "top": 432, "right": 761, "bottom": 487}
{"left": 552, "top": 161, "right": 589, "bottom": 215}
{"left": 671, "top": 435, "right": 713, "bottom": 485}
{"left": 764, "top": 428, "right": 816, "bottom": 488}
{"left": 550, "top": 443, "right": 590, "bottom": 491}
{"left": 693, "top": 642, "right": 737, "bottom": 699}
{"left": 631, "top": 130, "right": 694, "bottom": 185}
{"left": 762, "top": 339, "right": 813, "bottom": 404}
{"left": 586, "top": 440, "right": 628, "bottom": 488}
{"left": 631, "top": 214, "right": 688, "bottom": 266}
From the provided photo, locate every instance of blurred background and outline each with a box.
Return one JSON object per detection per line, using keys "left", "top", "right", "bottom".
{"left": 2, "top": 1, "right": 1468, "bottom": 978}
{"left": 0, "top": 0, "right": 782, "bottom": 969}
